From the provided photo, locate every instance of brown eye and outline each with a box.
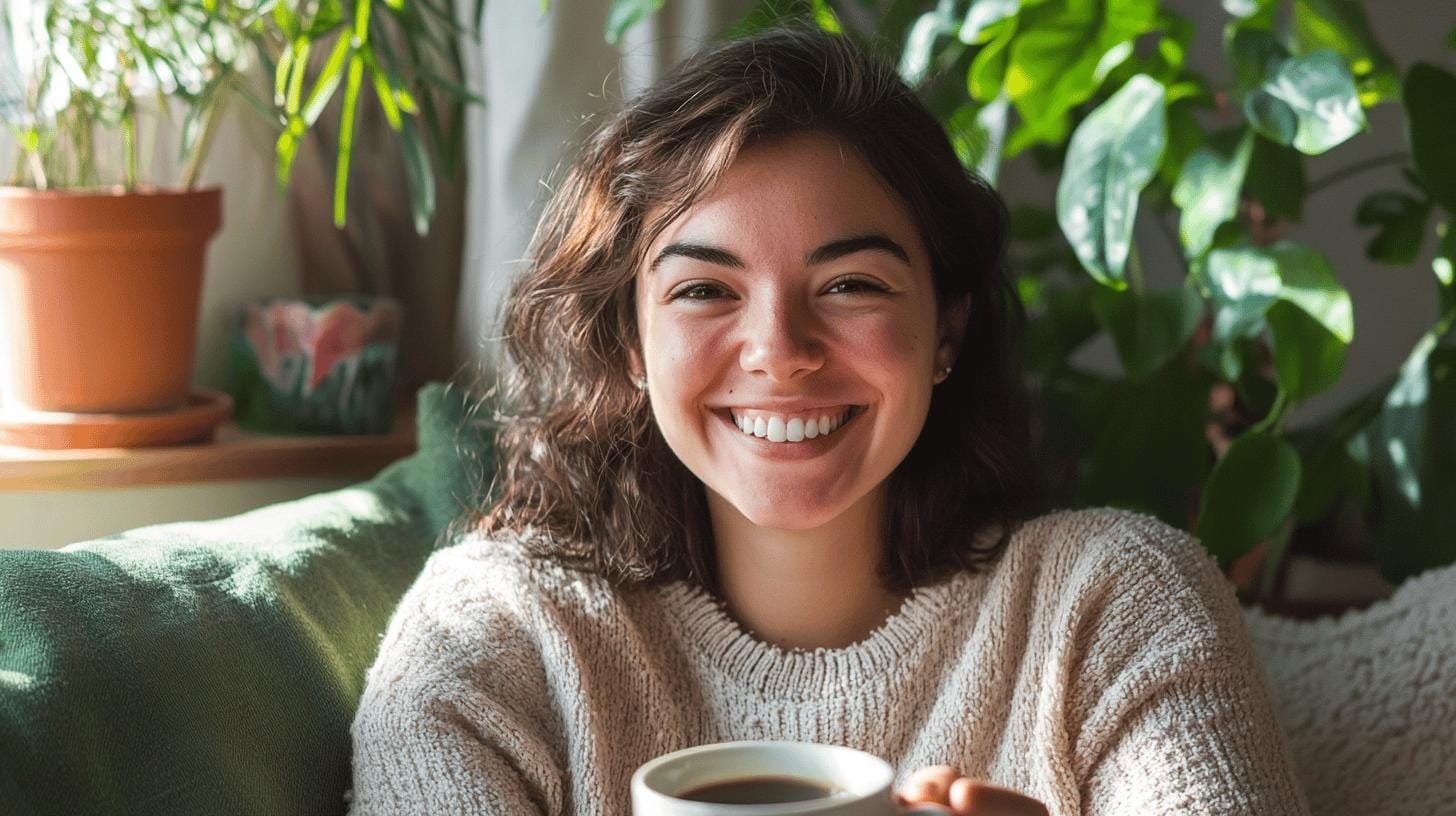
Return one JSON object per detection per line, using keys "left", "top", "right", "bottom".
{"left": 827, "top": 277, "right": 889, "bottom": 295}
{"left": 670, "top": 283, "right": 728, "bottom": 301}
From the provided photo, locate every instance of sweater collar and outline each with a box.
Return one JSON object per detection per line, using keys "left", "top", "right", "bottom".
{"left": 660, "top": 568, "right": 984, "bottom": 701}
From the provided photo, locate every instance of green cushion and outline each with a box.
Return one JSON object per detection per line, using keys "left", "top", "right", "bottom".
{"left": 0, "top": 382, "right": 492, "bottom": 816}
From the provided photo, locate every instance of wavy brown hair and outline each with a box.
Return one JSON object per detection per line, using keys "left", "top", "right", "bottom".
{"left": 470, "top": 24, "right": 1048, "bottom": 595}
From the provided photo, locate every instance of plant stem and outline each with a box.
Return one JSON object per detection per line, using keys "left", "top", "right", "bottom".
{"left": 1257, "top": 516, "right": 1295, "bottom": 600}
{"left": 1307, "top": 151, "right": 1409, "bottom": 196}
{"left": 1127, "top": 241, "right": 1145, "bottom": 295}
{"left": 1250, "top": 385, "right": 1289, "bottom": 435}
{"left": 123, "top": 105, "right": 139, "bottom": 191}
{"left": 182, "top": 91, "right": 228, "bottom": 190}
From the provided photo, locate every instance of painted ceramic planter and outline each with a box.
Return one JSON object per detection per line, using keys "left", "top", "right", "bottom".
{"left": 227, "top": 295, "right": 401, "bottom": 434}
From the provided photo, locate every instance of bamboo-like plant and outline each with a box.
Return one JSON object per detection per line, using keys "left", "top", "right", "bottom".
{"left": 619, "top": 0, "right": 1456, "bottom": 596}
{"left": 0, "top": 0, "right": 479, "bottom": 233}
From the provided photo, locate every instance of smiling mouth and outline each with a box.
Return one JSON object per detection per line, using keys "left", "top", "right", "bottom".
{"left": 714, "top": 405, "right": 867, "bottom": 443}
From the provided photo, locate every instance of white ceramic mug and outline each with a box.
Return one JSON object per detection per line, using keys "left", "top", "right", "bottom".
{"left": 630, "top": 740, "right": 951, "bottom": 815}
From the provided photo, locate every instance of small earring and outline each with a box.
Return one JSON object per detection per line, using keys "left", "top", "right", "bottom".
{"left": 934, "top": 365, "right": 953, "bottom": 384}
{"left": 634, "top": 375, "right": 648, "bottom": 391}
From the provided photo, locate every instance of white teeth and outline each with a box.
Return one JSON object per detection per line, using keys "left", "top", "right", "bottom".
{"left": 729, "top": 407, "right": 857, "bottom": 443}
{"left": 766, "top": 417, "right": 786, "bottom": 442}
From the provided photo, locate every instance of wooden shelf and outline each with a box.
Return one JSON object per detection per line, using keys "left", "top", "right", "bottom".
{"left": 0, "top": 404, "right": 416, "bottom": 492}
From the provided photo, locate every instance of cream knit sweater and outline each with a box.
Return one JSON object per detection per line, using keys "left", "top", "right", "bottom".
{"left": 347, "top": 507, "right": 1311, "bottom": 815}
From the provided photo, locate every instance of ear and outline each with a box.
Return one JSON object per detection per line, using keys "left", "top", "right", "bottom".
{"left": 936, "top": 293, "right": 971, "bottom": 370}
{"left": 626, "top": 346, "right": 645, "bottom": 382}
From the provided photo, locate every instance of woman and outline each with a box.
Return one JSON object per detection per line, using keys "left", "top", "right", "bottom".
{"left": 348, "top": 25, "right": 1310, "bottom": 816}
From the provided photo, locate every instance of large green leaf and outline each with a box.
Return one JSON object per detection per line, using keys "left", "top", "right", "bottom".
{"left": 1293, "top": 0, "right": 1401, "bottom": 105}
{"left": 1226, "top": 25, "right": 1288, "bottom": 94}
{"left": 1437, "top": 223, "right": 1456, "bottom": 317}
{"left": 967, "top": 17, "right": 1017, "bottom": 101}
{"left": 1245, "top": 49, "right": 1366, "bottom": 154}
{"left": 1002, "top": 0, "right": 1158, "bottom": 150}
{"left": 899, "top": 0, "right": 960, "bottom": 86}
{"left": 1355, "top": 294, "right": 1456, "bottom": 582}
{"left": 1206, "top": 247, "right": 1282, "bottom": 379}
{"left": 1405, "top": 62, "right": 1456, "bottom": 215}
{"left": 1268, "top": 242, "right": 1354, "bottom": 344}
{"left": 1056, "top": 75, "right": 1166, "bottom": 286}
{"left": 1172, "top": 128, "right": 1254, "bottom": 258}
{"left": 1356, "top": 191, "right": 1433, "bottom": 264}
{"left": 1091, "top": 284, "right": 1204, "bottom": 381}
{"left": 1244, "top": 135, "right": 1306, "bottom": 221}
{"left": 946, "top": 96, "right": 1009, "bottom": 186}
{"left": 1075, "top": 360, "right": 1214, "bottom": 528}
{"left": 1268, "top": 300, "right": 1347, "bottom": 401}
{"left": 959, "top": 0, "right": 1020, "bottom": 44}
{"left": 1197, "top": 431, "right": 1302, "bottom": 562}
{"left": 1265, "top": 242, "right": 1354, "bottom": 401}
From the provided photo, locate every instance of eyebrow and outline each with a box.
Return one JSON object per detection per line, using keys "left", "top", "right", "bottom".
{"left": 648, "top": 233, "right": 911, "bottom": 275}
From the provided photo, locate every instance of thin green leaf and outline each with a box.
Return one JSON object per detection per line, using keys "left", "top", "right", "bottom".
{"left": 606, "top": 0, "right": 665, "bottom": 45}
{"left": 355, "top": 0, "right": 373, "bottom": 44}
{"left": 399, "top": 117, "right": 436, "bottom": 235}
{"left": 361, "top": 49, "right": 403, "bottom": 130}
{"left": 303, "top": 36, "right": 352, "bottom": 126}
{"left": 1091, "top": 284, "right": 1204, "bottom": 381}
{"left": 285, "top": 37, "right": 311, "bottom": 116}
{"left": 334, "top": 53, "right": 366, "bottom": 228}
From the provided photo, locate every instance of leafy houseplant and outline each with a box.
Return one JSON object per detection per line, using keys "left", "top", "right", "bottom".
{"left": 619, "top": 0, "right": 1456, "bottom": 600}
{"left": 0, "top": 0, "right": 475, "bottom": 418}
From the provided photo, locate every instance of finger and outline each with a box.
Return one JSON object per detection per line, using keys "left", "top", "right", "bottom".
{"left": 899, "top": 765, "right": 961, "bottom": 805}
{"left": 947, "top": 779, "right": 1049, "bottom": 816}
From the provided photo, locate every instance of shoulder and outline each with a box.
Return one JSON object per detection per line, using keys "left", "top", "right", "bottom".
{"left": 1013, "top": 507, "right": 1240, "bottom": 646}
{"left": 1018, "top": 506, "right": 1216, "bottom": 583}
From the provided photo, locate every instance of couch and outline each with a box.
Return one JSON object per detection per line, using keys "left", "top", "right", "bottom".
{"left": 1, "top": 382, "right": 1452, "bottom": 815}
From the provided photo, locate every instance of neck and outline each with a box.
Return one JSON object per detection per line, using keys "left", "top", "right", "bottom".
{"left": 705, "top": 484, "right": 907, "bottom": 651}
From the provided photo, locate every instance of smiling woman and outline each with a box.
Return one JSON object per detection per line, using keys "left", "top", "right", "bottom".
{"left": 347, "top": 24, "right": 1312, "bottom": 816}
{"left": 477, "top": 28, "right": 1043, "bottom": 601}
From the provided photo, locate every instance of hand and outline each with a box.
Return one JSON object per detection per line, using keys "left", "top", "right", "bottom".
{"left": 895, "top": 765, "right": 1049, "bottom": 816}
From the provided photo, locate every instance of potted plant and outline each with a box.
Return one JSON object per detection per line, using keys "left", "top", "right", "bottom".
{"left": 664, "top": 0, "right": 1456, "bottom": 609}
{"left": 0, "top": 0, "right": 476, "bottom": 427}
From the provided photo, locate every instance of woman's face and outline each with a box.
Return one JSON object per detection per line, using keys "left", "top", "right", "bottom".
{"left": 633, "top": 131, "right": 958, "bottom": 532}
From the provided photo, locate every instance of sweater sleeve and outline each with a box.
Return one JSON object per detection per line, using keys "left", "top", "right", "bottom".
{"left": 347, "top": 545, "right": 566, "bottom": 815}
{"left": 1064, "top": 512, "right": 1311, "bottom": 816}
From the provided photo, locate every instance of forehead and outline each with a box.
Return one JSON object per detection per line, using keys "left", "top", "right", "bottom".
{"left": 641, "top": 131, "right": 925, "bottom": 266}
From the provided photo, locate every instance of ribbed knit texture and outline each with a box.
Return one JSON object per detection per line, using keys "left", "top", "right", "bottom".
{"left": 347, "top": 507, "right": 1311, "bottom": 815}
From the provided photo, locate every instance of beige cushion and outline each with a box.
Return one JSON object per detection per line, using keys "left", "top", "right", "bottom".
{"left": 1244, "top": 563, "right": 1456, "bottom": 816}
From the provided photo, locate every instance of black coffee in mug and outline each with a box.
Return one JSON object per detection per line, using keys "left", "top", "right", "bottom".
{"left": 677, "top": 774, "right": 841, "bottom": 804}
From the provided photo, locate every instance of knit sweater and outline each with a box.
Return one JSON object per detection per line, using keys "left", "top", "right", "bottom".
{"left": 347, "top": 507, "right": 1311, "bottom": 815}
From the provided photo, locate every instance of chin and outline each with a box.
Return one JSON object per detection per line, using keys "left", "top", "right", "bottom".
{"left": 729, "top": 493, "right": 846, "bottom": 531}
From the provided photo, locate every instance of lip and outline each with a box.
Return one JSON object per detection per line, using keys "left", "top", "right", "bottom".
{"left": 712, "top": 405, "right": 867, "bottom": 461}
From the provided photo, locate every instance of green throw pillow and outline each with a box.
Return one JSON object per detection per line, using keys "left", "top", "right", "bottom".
{"left": 0, "top": 382, "right": 493, "bottom": 816}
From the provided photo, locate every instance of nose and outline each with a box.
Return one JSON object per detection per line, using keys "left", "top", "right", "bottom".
{"left": 738, "top": 295, "right": 825, "bottom": 382}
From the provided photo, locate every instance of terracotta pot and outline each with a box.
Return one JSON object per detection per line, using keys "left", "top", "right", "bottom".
{"left": 0, "top": 186, "right": 222, "bottom": 413}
